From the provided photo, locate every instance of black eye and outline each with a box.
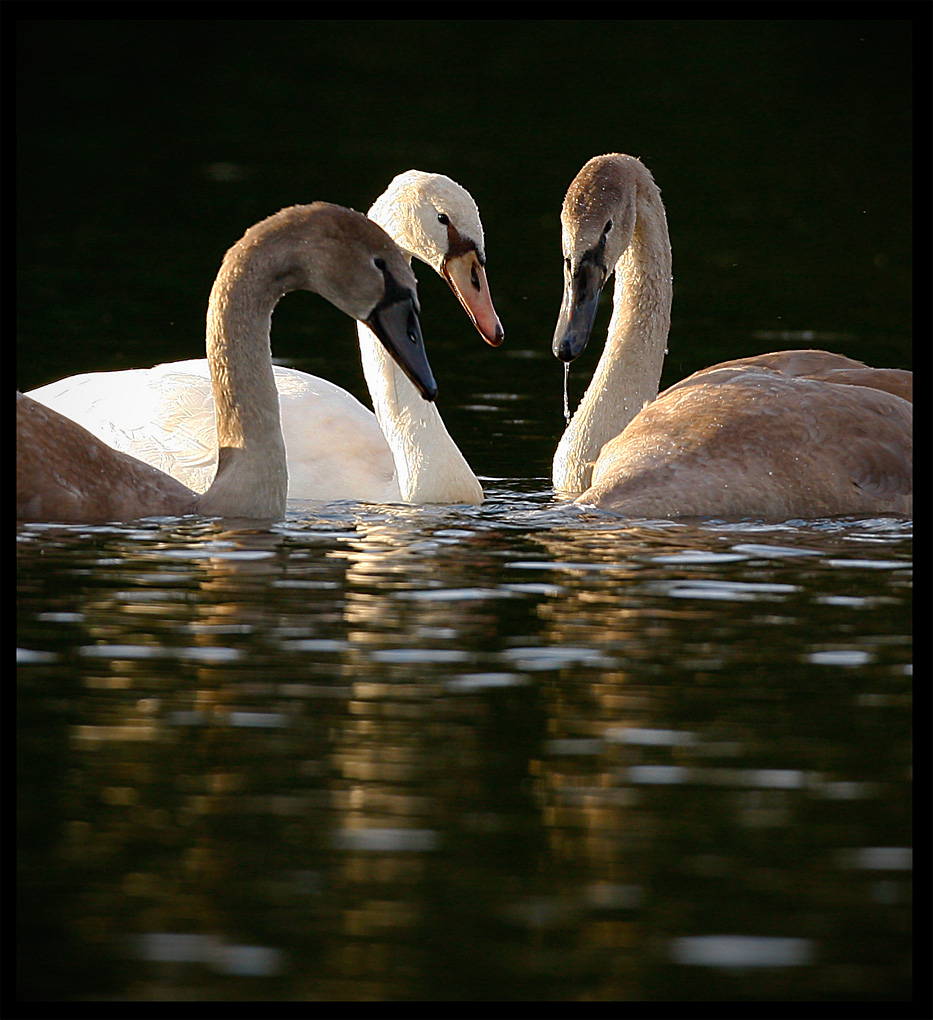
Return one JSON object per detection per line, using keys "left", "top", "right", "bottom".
{"left": 373, "top": 257, "right": 386, "bottom": 270}
{"left": 602, "top": 220, "right": 613, "bottom": 235}
{"left": 437, "top": 212, "right": 450, "bottom": 225}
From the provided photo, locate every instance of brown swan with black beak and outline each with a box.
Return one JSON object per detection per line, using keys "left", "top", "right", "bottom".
{"left": 552, "top": 153, "right": 912, "bottom": 519}
{"left": 17, "top": 203, "right": 438, "bottom": 523}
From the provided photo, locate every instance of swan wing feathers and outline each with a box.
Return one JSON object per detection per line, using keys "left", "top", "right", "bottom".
{"left": 27, "top": 360, "right": 400, "bottom": 501}
{"left": 588, "top": 371, "right": 911, "bottom": 518}
{"left": 29, "top": 362, "right": 220, "bottom": 493}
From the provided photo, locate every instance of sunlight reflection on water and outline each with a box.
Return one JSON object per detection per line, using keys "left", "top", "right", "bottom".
{"left": 17, "top": 492, "right": 911, "bottom": 1002}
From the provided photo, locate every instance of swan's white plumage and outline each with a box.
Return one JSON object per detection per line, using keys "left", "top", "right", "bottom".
{"left": 27, "top": 171, "right": 502, "bottom": 505}
{"left": 27, "top": 359, "right": 397, "bottom": 502}
{"left": 552, "top": 154, "right": 912, "bottom": 519}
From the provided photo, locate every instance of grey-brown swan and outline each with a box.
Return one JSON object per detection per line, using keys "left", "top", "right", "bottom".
{"left": 17, "top": 203, "right": 437, "bottom": 523}
{"left": 552, "top": 154, "right": 912, "bottom": 519}
{"left": 27, "top": 172, "right": 503, "bottom": 504}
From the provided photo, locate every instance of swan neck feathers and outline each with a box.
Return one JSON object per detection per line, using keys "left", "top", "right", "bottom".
{"left": 357, "top": 175, "right": 485, "bottom": 503}
{"left": 554, "top": 155, "right": 673, "bottom": 493}
{"left": 357, "top": 322, "right": 483, "bottom": 503}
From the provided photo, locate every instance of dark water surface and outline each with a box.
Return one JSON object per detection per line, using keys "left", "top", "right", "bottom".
{"left": 17, "top": 20, "right": 913, "bottom": 1003}
{"left": 17, "top": 504, "right": 913, "bottom": 1001}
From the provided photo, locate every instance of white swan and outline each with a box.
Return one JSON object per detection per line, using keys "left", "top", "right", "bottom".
{"left": 17, "top": 203, "right": 437, "bottom": 523}
{"left": 27, "top": 171, "right": 503, "bottom": 505}
{"left": 552, "top": 154, "right": 912, "bottom": 519}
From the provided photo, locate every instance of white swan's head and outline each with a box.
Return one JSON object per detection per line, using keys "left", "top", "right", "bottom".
{"left": 369, "top": 170, "right": 484, "bottom": 269}
{"left": 369, "top": 171, "right": 504, "bottom": 346}
{"left": 553, "top": 154, "right": 644, "bottom": 362}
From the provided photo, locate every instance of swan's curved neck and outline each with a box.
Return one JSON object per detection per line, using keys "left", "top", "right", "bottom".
{"left": 362, "top": 183, "right": 484, "bottom": 504}
{"left": 357, "top": 326, "right": 483, "bottom": 503}
{"left": 197, "top": 254, "right": 288, "bottom": 516}
{"left": 553, "top": 183, "right": 672, "bottom": 493}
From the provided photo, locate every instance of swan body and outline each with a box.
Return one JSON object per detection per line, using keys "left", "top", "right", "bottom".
{"left": 29, "top": 360, "right": 398, "bottom": 502}
{"left": 17, "top": 203, "right": 437, "bottom": 523}
{"left": 27, "top": 171, "right": 503, "bottom": 505}
{"left": 552, "top": 154, "right": 912, "bottom": 519}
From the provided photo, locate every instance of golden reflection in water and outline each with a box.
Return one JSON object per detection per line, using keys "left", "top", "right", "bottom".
{"left": 18, "top": 512, "right": 912, "bottom": 1000}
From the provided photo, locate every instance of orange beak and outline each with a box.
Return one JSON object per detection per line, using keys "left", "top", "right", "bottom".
{"left": 441, "top": 251, "right": 505, "bottom": 347}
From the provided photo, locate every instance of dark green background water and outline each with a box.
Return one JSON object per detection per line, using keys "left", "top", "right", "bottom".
{"left": 16, "top": 20, "right": 914, "bottom": 1004}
